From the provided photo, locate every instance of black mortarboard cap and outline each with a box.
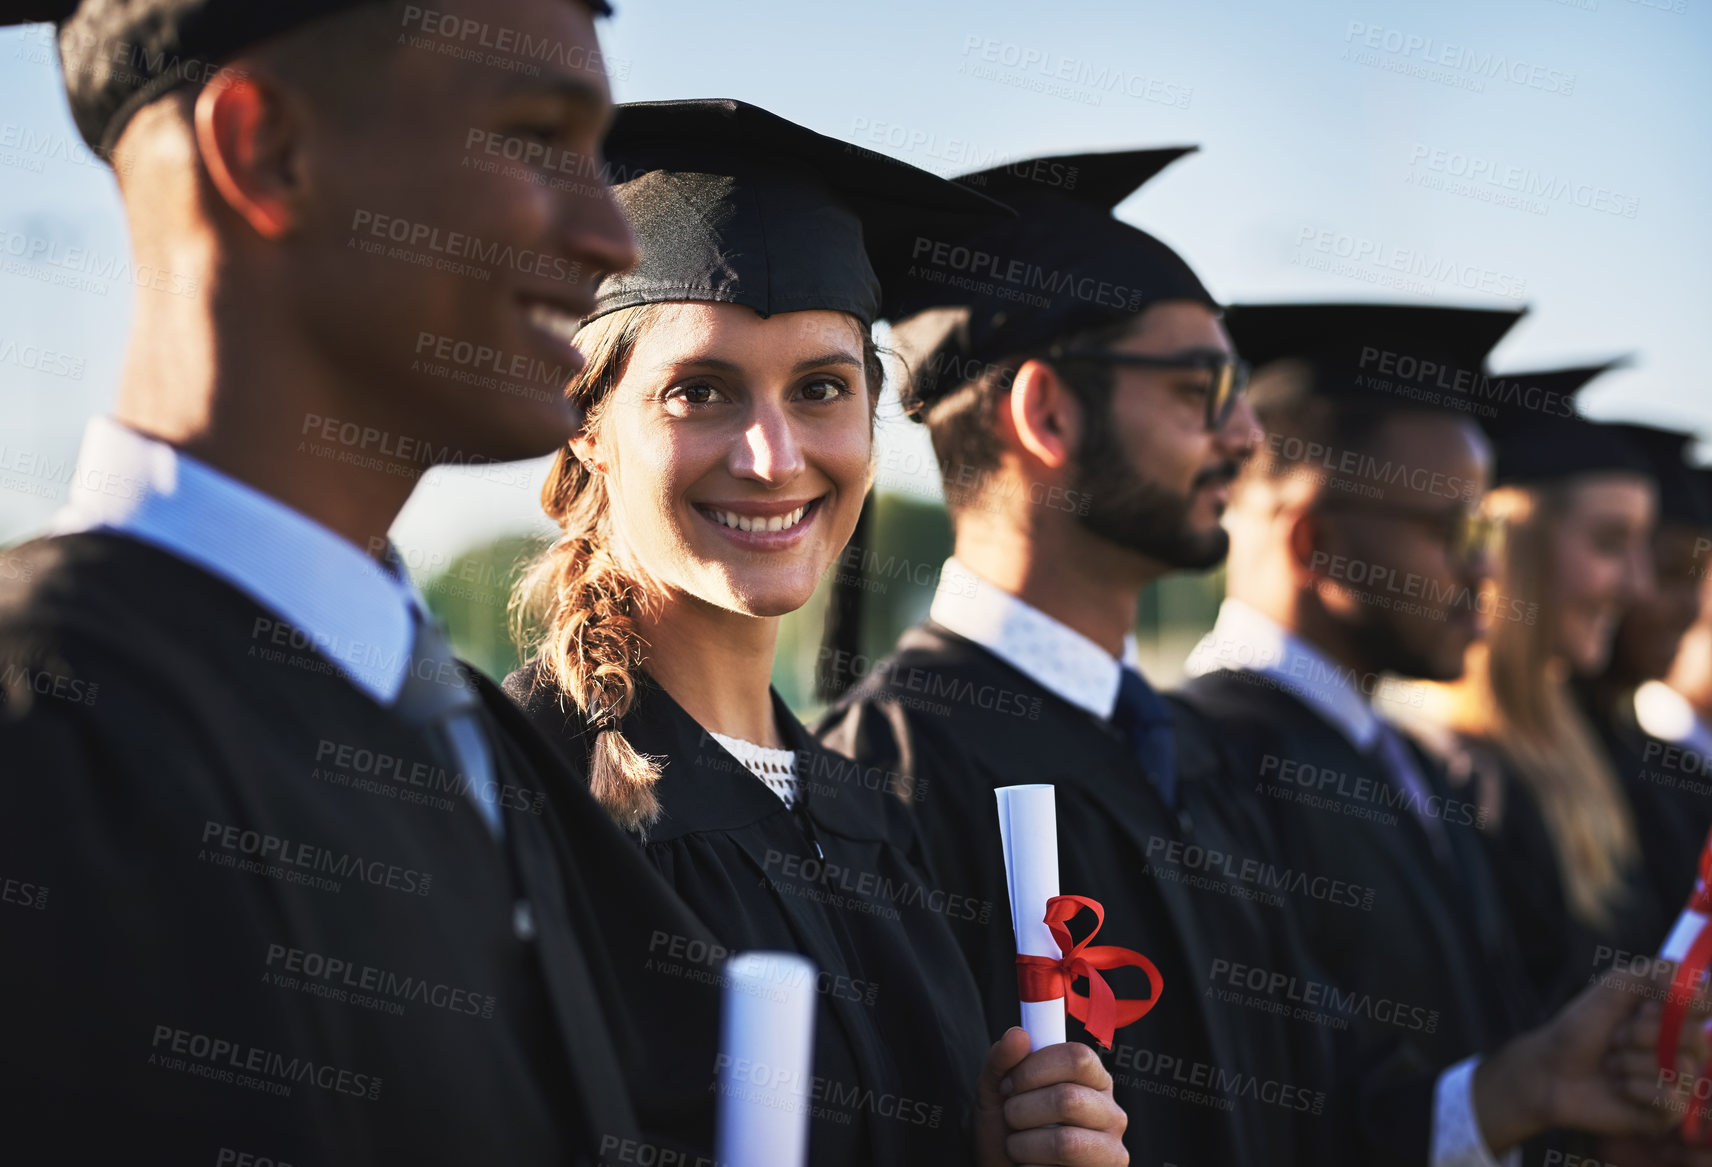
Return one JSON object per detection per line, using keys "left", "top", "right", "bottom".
{"left": 1, "top": 2, "right": 77, "bottom": 18}
{"left": 1226, "top": 301, "right": 1528, "bottom": 413}
{"left": 1610, "top": 422, "right": 1712, "bottom": 527}
{"left": 591, "top": 99, "right": 1011, "bottom": 329}
{"left": 3, "top": 0, "right": 613, "bottom": 157}
{"left": 887, "top": 147, "right": 1213, "bottom": 415}
{"left": 955, "top": 147, "right": 1195, "bottom": 210}
{"left": 1479, "top": 362, "right": 1655, "bottom": 485}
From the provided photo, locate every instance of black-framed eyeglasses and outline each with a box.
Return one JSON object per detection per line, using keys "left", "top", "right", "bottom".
{"left": 1046, "top": 347, "right": 1250, "bottom": 431}
{"left": 1314, "top": 498, "right": 1505, "bottom": 568}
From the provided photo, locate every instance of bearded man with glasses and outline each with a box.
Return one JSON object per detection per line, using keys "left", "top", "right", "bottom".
{"left": 815, "top": 148, "right": 1347, "bottom": 1167}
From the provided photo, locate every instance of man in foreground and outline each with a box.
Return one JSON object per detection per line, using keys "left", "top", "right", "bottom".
{"left": 0, "top": 2, "right": 719, "bottom": 1162}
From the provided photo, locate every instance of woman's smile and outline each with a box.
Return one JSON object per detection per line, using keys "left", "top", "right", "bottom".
{"left": 693, "top": 496, "right": 826, "bottom": 547}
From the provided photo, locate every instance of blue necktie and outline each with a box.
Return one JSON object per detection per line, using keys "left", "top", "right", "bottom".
{"left": 394, "top": 606, "right": 505, "bottom": 840}
{"left": 1112, "top": 667, "right": 1177, "bottom": 808}
{"left": 383, "top": 547, "right": 504, "bottom": 841}
{"left": 1369, "top": 720, "right": 1449, "bottom": 865}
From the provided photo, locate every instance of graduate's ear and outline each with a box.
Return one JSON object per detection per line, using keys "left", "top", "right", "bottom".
{"left": 568, "top": 427, "right": 605, "bottom": 475}
{"left": 1285, "top": 504, "right": 1325, "bottom": 580}
{"left": 1007, "top": 358, "right": 1078, "bottom": 472}
{"left": 194, "top": 70, "right": 308, "bottom": 240}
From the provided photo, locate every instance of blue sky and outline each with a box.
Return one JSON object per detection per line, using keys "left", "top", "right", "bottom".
{"left": 2, "top": 0, "right": 1709, "bottom": 567}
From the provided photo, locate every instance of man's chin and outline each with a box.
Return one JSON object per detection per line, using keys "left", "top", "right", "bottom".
{"left": 1169, "top": 527, "right": 1231, "bottom": 572}
{"left": 1074, "top": 491, "right": 1230, "bottom": 573}
{"left": 1408, "top": 653, "right": 1470, "bottom": 684}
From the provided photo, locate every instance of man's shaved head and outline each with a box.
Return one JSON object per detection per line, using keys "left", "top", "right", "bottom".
{"left": 102, "top": 0, "right": 636, "bottom": 549}
{"left": 108, "top": 2, "right": 402, "bottom": 181}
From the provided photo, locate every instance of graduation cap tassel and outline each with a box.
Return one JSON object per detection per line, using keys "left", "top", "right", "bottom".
{"left": 814, "top": 493, "right": 874, "bottom": 705}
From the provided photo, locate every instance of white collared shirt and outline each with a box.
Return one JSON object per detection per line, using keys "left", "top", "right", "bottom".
{"left": 54, "top": 416, "right": 418, "bottom": 702}
{"left": 52, "top": 417, "right": 502, "bottom": 836}
{"left": 1187, "top": 597, "right": 1509, "bottom": 1167}
{"left": 928, "top": 556, "right": 1141, "bottom": 720}
{"left": 1184, "top": 597, "right": 1381, "bottom": 750}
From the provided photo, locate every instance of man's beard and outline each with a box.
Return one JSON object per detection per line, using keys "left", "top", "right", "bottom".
{"left": 1340, "top": 592, "right": 1461, "bottom": 682}
{"left": 1070, "top": 426, "right": 1235, "bottom": 571}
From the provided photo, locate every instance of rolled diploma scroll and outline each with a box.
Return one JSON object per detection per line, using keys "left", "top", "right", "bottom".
{"left": 715, "top": 951, "right": 818, "bottom": 1167}
{"left": 1656, "top": 831, "right": 1712, "bottom": 1130}
{"left": 1664, "top": 910, "right": 1710, "bottom": 963}
{"left": 997, "top": 783, "right": 1066, "bottom": 1051}
{"left": 1663, "top": 828, "right": 1712, "bottom": 963}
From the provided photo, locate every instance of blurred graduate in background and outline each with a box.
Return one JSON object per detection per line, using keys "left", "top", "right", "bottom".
{"left": 1180, "top": 305, "right": 1710, "bottom": 1165}
{"left": 1402, "top": 365, "right": 1677, "bottom": 1012}
{"left": 1581, "top": 425, "right": 1712, "bottom": 892}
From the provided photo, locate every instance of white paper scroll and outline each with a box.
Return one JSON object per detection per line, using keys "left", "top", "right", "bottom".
{"left": 1661, "top": 827, "right": 1712, "bottom": 964}
{"left": 1664, "top": 910, "right": 1710, "bottom": 963}
{"left": 715, "top": 951, "right": 817, "bottom": 1167}
{"left": 996, "top": 783, "right": 1065, "bottom": 1051}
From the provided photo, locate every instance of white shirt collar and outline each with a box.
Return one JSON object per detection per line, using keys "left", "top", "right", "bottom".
{"left": 1634, "top": 680, "right": 1712, "bottom": 758}
{"left": 928, "top": 557, "right": 1141, "bottom": 719}
{"left": 1184, "top": 597, "right": 1382, "bottom": 750}
{"left": 52, "top": 417, "right": 421, "bottom": 703}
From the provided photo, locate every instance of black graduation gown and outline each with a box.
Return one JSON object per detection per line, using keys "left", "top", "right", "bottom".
{"left": 1430, "top": 723, "right": 1673, "bottom": 1012}
{"left": 815, "top": 622, "right": 1349, "bottom": 1167}
{"left": 1577, "top": 681, "right": 1706, "bottom": 920}
{"left": 0, "top": 532, "right": 721, "bottom": 1166}
{"left": 504, "top": 662, "right": 992, "bottom": 1167}
{"left": 1178, "top": 667, "right": 1541, "bottom": 1167}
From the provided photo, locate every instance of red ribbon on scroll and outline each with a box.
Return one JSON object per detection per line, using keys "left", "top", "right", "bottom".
{"left": 1658, "top": 832, "right": 1712, "bottom": 1142}
{"left": 1015, "top": 894, "right": 1164, "bottom": 1049}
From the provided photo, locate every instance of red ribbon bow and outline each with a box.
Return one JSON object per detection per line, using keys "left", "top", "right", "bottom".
{"left": 1015, "top": 894, "right": 1164, "bottom": 1049}
{"left": 1658, "top": 831, "right": 1712, "bottom": 1143}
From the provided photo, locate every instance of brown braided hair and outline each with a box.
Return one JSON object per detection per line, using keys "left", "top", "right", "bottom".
{"left": 513, "top": 303, "right": 885, "bottom": 836}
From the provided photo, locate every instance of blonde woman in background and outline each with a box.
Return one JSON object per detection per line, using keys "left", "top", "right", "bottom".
{"left": 1405, "top": 365, "right": 1670, "bottom": 1013}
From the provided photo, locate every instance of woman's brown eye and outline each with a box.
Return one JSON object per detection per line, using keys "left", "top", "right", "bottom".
{"left": 802, "top": 379, "right": 847, "bottom": 402}
{"left": 668, "top": 383, "right": 723, "bottom": 406}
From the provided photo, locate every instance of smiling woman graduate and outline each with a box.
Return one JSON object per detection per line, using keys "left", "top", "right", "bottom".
{"left": 503, "top": 99, "right": 1129, "bottom": 1167}
{"left": 1406, "top": 365, "right": 1674, "bottom": 1012}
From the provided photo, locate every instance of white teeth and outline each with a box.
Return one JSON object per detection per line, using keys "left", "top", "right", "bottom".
{"left": 526, "top": 301, "right": 582, "bottom": 344}
{"left": 706, "top": 504, "right": 809, "bottom": 533}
